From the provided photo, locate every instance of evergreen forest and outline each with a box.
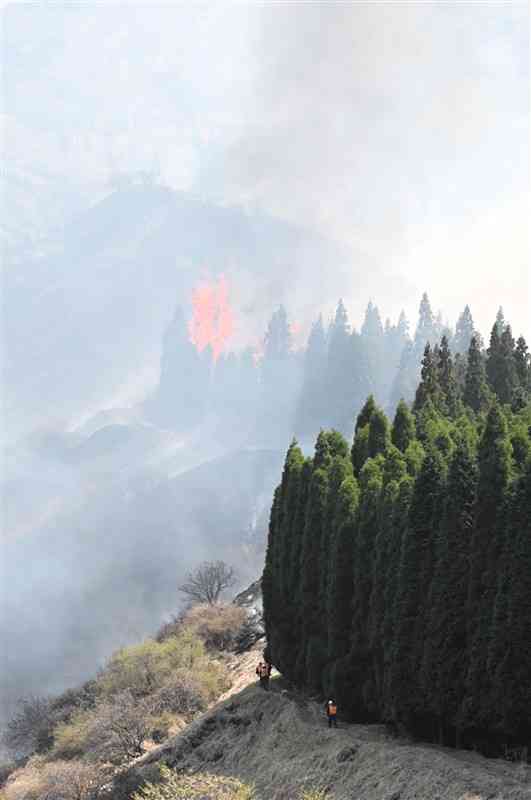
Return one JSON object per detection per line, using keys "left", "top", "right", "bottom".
{"left": 262, "top": 309, "right": 531, "bottom": 757}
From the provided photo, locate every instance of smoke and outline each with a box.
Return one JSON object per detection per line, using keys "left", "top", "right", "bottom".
{"left": 4, "top": 3, "right": 528, "bottom": 339}
{"left": 1, "top": 0, "right": 529, "bottom": 733}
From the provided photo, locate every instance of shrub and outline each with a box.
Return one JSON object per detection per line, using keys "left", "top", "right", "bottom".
{"left": 151, "top": 673, "right": 205, "bottom": 717}
{"left": 181, "top": 604, "right": 247, "bottom": 651}
{"left": 84, "top": 690, "right": 154, "bottom": 763}
{"left": 52, "top": 709, "right": 95, "bottom": 760}
{"left": 96, "top": 630, "right": 205, "bottom": 699}
{"left": 155, "top": 614, "right": 184, "bottom": 643}
{"left": 132, "top": 764, "right": 255, "bottom": 799}
{"left": 2, "top": 697, "right": 55, "bottom": 757}
{"left": 53, "top": 690, "right": 155, "bottom": 764}
{"left": 3, "top": 758, "right": 108, "bottom": 800}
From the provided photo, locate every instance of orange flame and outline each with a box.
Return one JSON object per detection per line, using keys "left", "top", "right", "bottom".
{"left": 189, "top": 274, "right": 235, "bottom": 362}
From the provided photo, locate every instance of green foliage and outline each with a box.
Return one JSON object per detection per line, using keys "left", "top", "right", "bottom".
{"left": 96, "top": 631, "right": 206, "bottom": 699}
{"left": 264, "top": 319, "right": 531, "bottom": 755}
{"left": 391, "top": 399, "right": 415, "bottom": 452}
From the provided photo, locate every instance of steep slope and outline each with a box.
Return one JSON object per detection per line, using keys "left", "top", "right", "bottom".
{"left": 2, "top": 444, "right": 282, "bottom": 724}
{"left": 113, "top": 667, "right": 531, "bottom": 800}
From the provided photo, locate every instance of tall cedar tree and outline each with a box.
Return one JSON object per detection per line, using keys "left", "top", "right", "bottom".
{"left": 492, "top": 461, "right": 531, "bottom": 744}
{"left": 414, "top": 343, "right": 440, "bottom": 412}
{"left": 300, "top": 465, "right": 329, "bottom": 691}
{"left": 464, "top": 336, "right": 490, "bottom": 414}
{"left": 350, "top": 456, "right": 383, "bottom": 719}
{"left": 391, "top": 399, "right": 416, "bottom": 452}
{"left": 276, "top": 441, "right": 305, "bottom": 673}
{"left": 263, "top": 323, "right": 530, "bottom": 754}
{"left": 420, "top": 435, "right": 477, "bottom": 746}
{"left": 326, "top": 476, "right": 360, "bottom": 662}
{"left": 296, "top": 316, "right": 328, "bottom": 437}
{"left": 390, "top": 448, "right": 445, "bottom": 734}
{"left": 351, "top": 395, "right": 377, "bottom": 475}
{"left": 462, "top": 404, "right": 512, "bottom": 737}
{"left": 453, "top": 305, "right": 476, "bottom": 354}
{"left": 437, "top": 335, "right": 459, "bottom": 416}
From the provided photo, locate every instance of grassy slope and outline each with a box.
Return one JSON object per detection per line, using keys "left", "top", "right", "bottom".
{"left": 112, "top": 645, "right": 531, "bottom": 800}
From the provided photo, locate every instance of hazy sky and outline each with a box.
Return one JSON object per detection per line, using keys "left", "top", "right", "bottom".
{"left": 4, "top": 1, "right": 530, "bottom": 338}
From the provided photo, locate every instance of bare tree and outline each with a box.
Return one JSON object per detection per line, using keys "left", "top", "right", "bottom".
{"left": 88, "top": 690, "right": 153, "bottom": 763}
{"left": 41, "top": 761, "right": 109, "bottom": 800}
{"left": 178, "top": 561, "right": 237, "bottom": 606}
{"left": 2, "top": 695, "right": 55, "bottom": 757}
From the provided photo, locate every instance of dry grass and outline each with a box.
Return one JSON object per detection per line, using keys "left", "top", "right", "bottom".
{"left": 181, "top": 604, "right": 247, "bottom": 652}
{"left": 118, "top": 676, "right": 531, "bottom": 800}
{"left": 132, "top": 764, "right": 255, "bottom": 799}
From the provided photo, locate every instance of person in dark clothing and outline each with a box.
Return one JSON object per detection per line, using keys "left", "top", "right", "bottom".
{"left": 325, "top": 699, "right": 338, "bottom": 728}
{"left": 256, "top": 661, "right": 271, "bottom": 690}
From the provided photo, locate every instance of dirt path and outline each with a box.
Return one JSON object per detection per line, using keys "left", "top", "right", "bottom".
{"left": 113, "top": 668, "right": 531, "bottom": 800}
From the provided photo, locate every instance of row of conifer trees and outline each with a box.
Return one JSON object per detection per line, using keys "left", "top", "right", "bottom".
{"left": 262, "top": 315, "right": 531, "bottom": 756}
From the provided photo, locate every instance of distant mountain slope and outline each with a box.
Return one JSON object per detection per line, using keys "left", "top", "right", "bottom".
{"left": 4, "top": 184, "right": 356, "bottom": 440}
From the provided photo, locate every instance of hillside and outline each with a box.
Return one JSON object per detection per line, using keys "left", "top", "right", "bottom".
{"left": 112, "top": 647, "right": 531, "bottom": 800}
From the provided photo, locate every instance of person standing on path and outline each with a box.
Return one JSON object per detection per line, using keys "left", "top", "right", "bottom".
{"left": 325, "top": 699, "right": 338, "bottom": 728}
{"left": 256, "top": 660, "right": 271, "bottom": 690}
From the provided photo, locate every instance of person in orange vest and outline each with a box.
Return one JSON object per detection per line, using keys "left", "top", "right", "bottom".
{"left": 325, "top": 698, "right": 338, "bottom": 728}
{"left": 256, "top": 660, "right": 271, "bottom": 690}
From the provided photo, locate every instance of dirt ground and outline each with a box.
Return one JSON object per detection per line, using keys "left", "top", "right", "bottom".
{"left": 113, "top": 644, "right": 531, "bottom": 800}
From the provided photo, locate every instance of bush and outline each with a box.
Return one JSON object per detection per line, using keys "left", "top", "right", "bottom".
{"left": 96, "top": 630, "right": 206, "bottom": 699}
{"left": 155, "top": 614, "right": 184, "bottom": 643}
{"left": 151, "top": 673, "right": 205, "bottom": 717}
{"left": 51, "top": 709, "right": 95, "bottom": 760}
{"left": 53, "top": 690, "right": 155, "bottom": 764}
{"left": 3, "top": 758, "right": 108, "bottom": 800}
{"left": 132, "top": 764, "right": 255, "bottom": 799}
{"left": 2, "top": 697, "right": 55, "bottom": 757}
{"left": 181, "top": 603, "right": 247, "bottom": 651}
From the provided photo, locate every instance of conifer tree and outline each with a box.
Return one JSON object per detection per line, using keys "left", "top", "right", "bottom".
{"left": 351, "top": 396, "right": 377, "bottom": 475}
{"left": 262, "top": 485, "right": 282, "bottom": 658}
{"left": 320, "top": 443, "right": 352, "bottom": 637}
{"left": 453, "top": 305, "right": 476, "bottom": 354}
{"left": 326, "top": 300, "right": 356, "bottom": 435}
{"left": 421, "top": 436, "right": 477, "bottom": 746}
{"left": 391, "top": 399, "right": 416, "bottom": 452}
{"left": 415, "top": 293, "right": 437, "bottom": 349}
{"left": 327, "top": 476, "right": 360, "bottom": 661}
{"left": 464, "top": 336, "right": 490, "bottom": 414}
{"left": 290, "top": 458, "right": 313, "bottom": 681}
{"left": 514, "top": 336, "right": 530, "bottom": 389}
{"left": 492, "top": 461, "right": 531, "bottom": 744}
{"left": 486, "top": 318, "right": 518, "bottom": 404}
{"left": 414, "top": 343, "right": 440, "bottom": 411}
{"left": 367, "top": 407, "right": 390, "bottom": 458}
{"left": 463, "top": 404, "right": 513, "bottom": 737}
{"left": 381, "top": 474, "right": 414, "bottom": 719}
{"left": 300, "top": 465, "right": 329, "bottom": 690}
{"left": 355, "top": 395, "right": 377, "bottom": 433}
{"left": 361, "top": 301, "right": 387, "bottom": 405}
{"left": 437, "top": 335, "right": 459, "bottom": 415}
{"left": 350, "top": 456, "right": 383, "bottom": 718}
{"left": 368, "top": 446, "right": 406, "bottom": 715}
{"left": 390, "top": 448, "right": 445, "bottom": 733}
{"left": 296, "top": 316, "right": 328, "bottom": 436}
